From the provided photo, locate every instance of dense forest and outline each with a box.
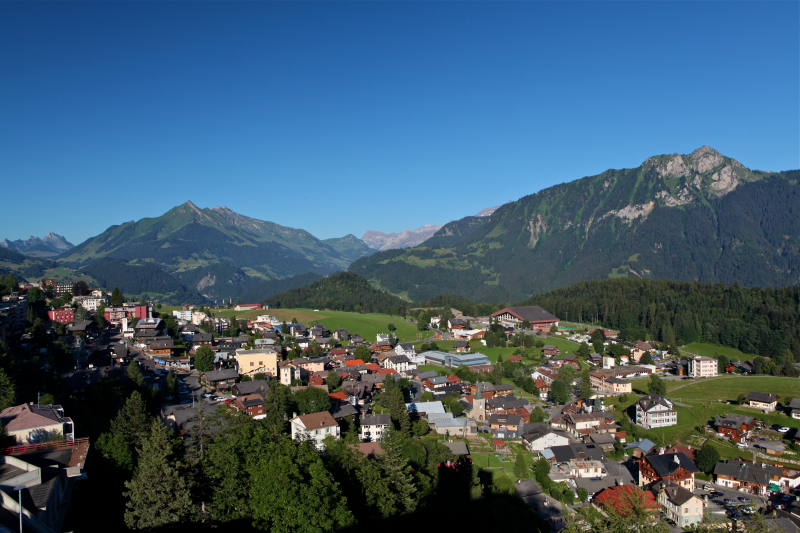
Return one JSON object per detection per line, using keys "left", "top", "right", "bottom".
{"left": 237, "top": 272, "right": 323, "bottom": 304}
{"left": 262, "top": 271, "right": 409, "bottom": 314}
{"left": 523, "top": 278, "right": 800, "bottom": 359}
{"left": 82, "top": 258, "right": 205, "bottom": 304}
{"left": 0, "top": 247, "right": 58, "bottom": 279}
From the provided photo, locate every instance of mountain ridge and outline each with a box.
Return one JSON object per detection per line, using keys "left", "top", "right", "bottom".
{"left": 1, "top": 232, "right": 74, "bottom": 254}
{"left": 350, "top": 146, "right": 800, "bottom": 302}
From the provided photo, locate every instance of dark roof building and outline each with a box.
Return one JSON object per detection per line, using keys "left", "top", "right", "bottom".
{"left": 491, "top": 306, "right": 559, "bottom": 325}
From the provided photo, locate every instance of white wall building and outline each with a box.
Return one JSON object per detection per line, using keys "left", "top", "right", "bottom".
{"left": 635, "top": 394, "right": 677, "bottom": 429}
{"left": 688, "top": 355, "right": 718, "bottom": 378}
{"left": 290, "top": 412, "right": 340, "bottom": 450}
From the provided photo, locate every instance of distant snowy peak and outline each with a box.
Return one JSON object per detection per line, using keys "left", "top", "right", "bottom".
{"left": 362, "top": 203, "right": 508, "bottom": 251}
{"left": 1, "top": 232, "right": 74, "bottom": 253}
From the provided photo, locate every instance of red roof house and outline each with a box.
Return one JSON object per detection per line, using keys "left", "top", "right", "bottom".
{"left": 595, "top": 486, "right": 660, "bottom": 516}
{"left": 345, "top": 359, "right": 365, "bottom": 367}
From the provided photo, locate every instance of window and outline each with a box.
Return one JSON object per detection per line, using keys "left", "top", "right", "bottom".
{"left": 250, "top": 362, "right": 254, "bottom": 367}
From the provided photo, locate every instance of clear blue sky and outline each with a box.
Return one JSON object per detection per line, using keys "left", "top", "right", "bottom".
{"left": 1, "top": 1, "right": 797, "bottom": 245}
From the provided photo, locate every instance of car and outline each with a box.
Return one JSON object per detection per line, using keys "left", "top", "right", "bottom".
{"left": 781, "top": 494, "right": 792, "bottom": 501}
{"left": 713, "top": 492, "right": 724, "bottom": 498}
{"left": 778, "top": 427, "right": 791, "bottom": 433}
{"left": 713, "top": 500, "right": 725, "bottom": 506}
{"left": 738, "top": 497, "right": 751, "bottom": 503}
{"left": 728, "top": 510, "right": 742, "bottom": 519}
{"left": 702, "top": 485, "right": 714, "bottom": 491}
{"left": 740, "top": 506, "right": 755, "bottom": 514}
{"left": 724, "top": 499, "right": 737, "bottom": 505}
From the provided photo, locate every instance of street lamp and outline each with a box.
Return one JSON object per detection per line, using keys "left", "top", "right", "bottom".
{"left": 12, "top": 485, "right": 25, "bottom": 532}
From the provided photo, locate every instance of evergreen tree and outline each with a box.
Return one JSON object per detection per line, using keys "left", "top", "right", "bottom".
{"left": 576, "top": 342, "right": 591, "bottom": 358}
{"left": 0, "top": 369, "right": 15, "bottom": 411}
{"left": 354, "top": 344, "right": 372, "bottom": 362}
{"left": 127, "top": 362, "right": 145, "bottom": 387}
{"left": 579, "top": 371, "right": 593, "bottom": 400}
{"left": 387, "top": 386, "right": 411, "bottom": 436}
{"left": 649, "top": 374, "right": 667, "bottom": 397}
{"left": 110, "top": 287, "right": 124, "bottom": 306}
{"left": 96, "top": 390, "right": 154, "bottom": 470}
{"left": 124, "top": 420, "right": 195, "bottom": 530}
{"left": 640, "top": 351, "right": 654, "bottom": 365}
{"left": 95, "top": 304, "right": 107, "bottom": 328}
{"left": 293, "top": 386, "right": 331, "bottom": 415}
{"left": 368, "top": 427, "right": 417, "bottom": 516}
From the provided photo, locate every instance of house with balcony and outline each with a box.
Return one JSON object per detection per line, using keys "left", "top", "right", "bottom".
{"left": 713, "top": 414, "right": 755, "bottom": 442}
{"left": 635, "top": 394, "right": 677, "bottom": 429}
{"left": 746, "top": 391, "right": 778, "bottom": 411}
{"left": 359, "top": 414, "right": 390, "bottom": 442}
{"left": 290, "top": 411, "right": 340, "bottom": 450}
{"left": 638, "top": 452, "right": 699, "bottom": 492}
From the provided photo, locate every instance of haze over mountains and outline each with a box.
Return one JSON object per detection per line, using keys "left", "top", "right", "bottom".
{"left": 361, "top": 204, "right": 507, "bottom": 251}
{"left": 351, "top": 146, "right": 800, "bottom": 302}
{"left": 0, "top": 233, "right": 73, "bottom": 255}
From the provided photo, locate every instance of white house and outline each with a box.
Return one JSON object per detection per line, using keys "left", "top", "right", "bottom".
{"left": 360, "top": 413, "right": 390, "bottom": 442}
{"left": 383, "top": 355, "right": 415, "bottom": 374}
{"left": 688, "top": 355, "right": 718, "bottom": 378}
{"left": 290, "top": 412, "right": 340, "bottom": 450}
{"left": 395, "top": 343, "right": 424, "bottom": 365}
{"left": 522, "top": 425, "right": 569, "bottom": 452}
{"left": 656, "top": 480, "right": 704, "bottom": 529}
{"left": 635, "top": 394, "right": 677, "bottom": 429}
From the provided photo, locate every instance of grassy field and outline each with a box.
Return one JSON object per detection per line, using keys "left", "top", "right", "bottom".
{"left": 210, "top": 308, "right": 422, "bottom": 343}
{"left": 682, "top": 342, "right": 755, "bottom": 360}
{"left": 664, "top": 376, "right": 800, "bottom": 404}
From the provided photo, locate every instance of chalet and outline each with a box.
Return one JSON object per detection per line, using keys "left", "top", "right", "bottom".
{"left": 653, "top": 481, "right": 703, "bottom": 528}
{"left": 553, "top": 354, "right": 580, "bottom": 370}
{"left": 0, "top": 403, "right": 74, "bottom": 444}
{"left": 521, "top": 424, "right": 569, "bottom": 452}
{"left": 488, "top": 413, "right": 523, "bottom": 437}
{"left": 149, "top": 338, "right": 174, "bottom": 356}
{"left": 534, "top": 379, "right": 550, "bottom": 400}
{"left": 203, "top": 368, "right": 240, "bottom": 392}
{"left": 333, "top": 328, "right": 350, "bottom": 341}
{"left": 590, "top": 371, "right": 632, "bottom": 394}
{"left": 490, "top": 306, "right": 559, "bottom": 328}
{"left": 383, "top": 355, "right": 415, "bottom": 374}
{"left": 423, "top": 376, "right": 450, "bottom": 389}
{"left": 290, "top": 411, "right": 340, "bottom": 450}
{"left": 394, "top": 343, "right": 423, "bottom": 364}
{"left": 350, "top": 334, "right": 365, "bottom": 345}
{"left": 308, "top": 324, "right": 330, "bottom": 338}
{"left": 232, "top": 380, "right": 270, "bottom": 397}
{"left": 233, "top": 394, "right": 265, "bottom": 419}
{"left": 789, "top": 398, "right": 800, "bottom": 420}
{"left": 507, "top": 355, "right": 522, "bottom": 363}
{"left": 447, "top": 318, "right": 467, "bottom": 331}
{"left": 713, "top": 414, "right": 755, "bottom": 442}
{"left": 638, "top": 452, "right": 699, "bottom": 491}
{"left": 746, "top": 391, "right": 778, "bottom": 411}
{"left": 542, "top": 345, "right": 559, "bottom": 357}
{"left": 724, "top": 362, "right": 736, "bottom": 373}
{"left": 532, "top": 367, "right": 558, "bottom": 385}
{"left": 453, "top": 340, "right": 469, "bottom": 353}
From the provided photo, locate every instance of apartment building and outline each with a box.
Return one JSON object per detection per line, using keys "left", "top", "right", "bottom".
{"left": 635, "top": 394, "right": 677, "bottom": 429}
{"left": 688, "top": 355, "right": 718, "bottom": 378}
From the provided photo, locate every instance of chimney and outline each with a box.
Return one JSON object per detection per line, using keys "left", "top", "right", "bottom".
{"left": 320, "top": 421, "right": 324, "bottom": 427}
{"left": 292, "top": 412, "right": 297, "bottom": 418}
{"left": 659, "top": 447, "right": 665, "bottom": 455}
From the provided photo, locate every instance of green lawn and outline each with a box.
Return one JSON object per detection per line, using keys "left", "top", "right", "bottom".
{"left": 665, "top": 376, "right": 800, "bottom": 404}
{"left": 682, "top": 342, "right": 755, "bottom": 361}
{"left": 211, "top": 308, "right": 421, "bottom": 343}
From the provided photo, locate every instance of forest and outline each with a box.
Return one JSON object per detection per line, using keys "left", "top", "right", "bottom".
{"left": 262, "top": 271, "right": 409, "bottom": 314}
{"left": 82, "top": 258, "right": 205, "bottom": 304}
{"left": 523, "top": 278, "right": 800, "bottom": 360}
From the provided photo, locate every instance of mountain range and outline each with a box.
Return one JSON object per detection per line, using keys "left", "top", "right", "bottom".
{"left": 1, "top": 233, "right": 73, "bottom": 256}
{"left": 350, "top": 146, "right": 800, "bottom": 302}
{"left": 361, "top": 204, "right": 506, "bottom": 251}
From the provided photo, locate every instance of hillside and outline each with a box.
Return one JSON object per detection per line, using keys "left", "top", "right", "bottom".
{"left": 0, "top": 247, "right": 59, "bottom": 280}
{"left": 81, "top": 258, "right": 205, "bottom": 304}
{"left": 237, "top": 272, "right": 323, "bottom": 304}
{"left": 58, "top": 201, "right": 374, "bottom": 281}
{"left": 522, "top": 278, "right": 800, "bottom": 360}
{"left": 262, "top": 271, "right": 409, "bottom": 314}
{"left": 350, "top": 147, "right": 800, "bottom": 302}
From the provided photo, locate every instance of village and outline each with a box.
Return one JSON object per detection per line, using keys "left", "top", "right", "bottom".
{"left": 1, "top": 280, "right": 800, "bottom": 533}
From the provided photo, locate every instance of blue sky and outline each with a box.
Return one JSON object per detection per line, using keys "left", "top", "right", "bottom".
{"left": 1, "top": 2, "right": 797, "bottom": 245}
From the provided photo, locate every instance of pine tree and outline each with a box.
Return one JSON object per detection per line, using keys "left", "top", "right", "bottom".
{"left": 513, "top": 453, "right": 529, "bottom": 479}
{"left": 110, "top": 287, "right": 124, "bottom": 306}
{"left": 97, "top": 390, "right": 154, "bottom": 470}
{"left": 127, "top": 362, "right": 145, "bottom": 387}
{"left": 0, "top": 369, "right": 15, "bottom": 411}
{"left": 371, "top": 427, "right": 417, "bottom": 516}
{"left": 124, "top": 420, "right": 195, "bottom": 529}
{"left": 579, "top": 371, "right": 593, "bottom": 400}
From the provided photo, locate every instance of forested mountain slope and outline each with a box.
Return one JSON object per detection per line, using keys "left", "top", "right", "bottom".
{"left": 522, "top": 278, "right": 800, "bottom": 360}
{"left": 350, "top": 147, "right": 799, "bottom": 302}
{"left": 59, "top": 201, "right": 374, "bottom": 279}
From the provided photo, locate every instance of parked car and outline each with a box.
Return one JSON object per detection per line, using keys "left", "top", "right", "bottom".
{"left": 738, "top": 497, "right": 751, "bottom": 503}
{"left": 724, "top": 499, "right": 737, "bottom": 505}
{"left": 778, "top": 427, "right": 791, "bottom": 433}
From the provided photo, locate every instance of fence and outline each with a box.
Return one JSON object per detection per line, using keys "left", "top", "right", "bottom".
{"left": 0, "top": 437, "right": 89, "bottom": 456}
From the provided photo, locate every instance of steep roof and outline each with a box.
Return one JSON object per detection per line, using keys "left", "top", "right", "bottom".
{"left": 360, "top": 414, "right": 391, "bottom": 426}
{"left": 0, "top": 404, "right": 63, "bottom": 432}
{"left": 643, "top": 453, "right": 700, "bottom": 478}
{"left": 746, "top": 391, "right": 778, "bottom": 403}
{"left": 294, "top": 411, "right": 338, "bottom": 430}
{"left": 636, "top": 394, "right": 673, "bottom": 412}
{"left": 714, "top": 413, "right": 754, "bottom": 429}
{"left": 655, "top": 480, "right": 696, "bottom": 507}
{"left": 491, "top": 306, "right": 559, "bottom": 323}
